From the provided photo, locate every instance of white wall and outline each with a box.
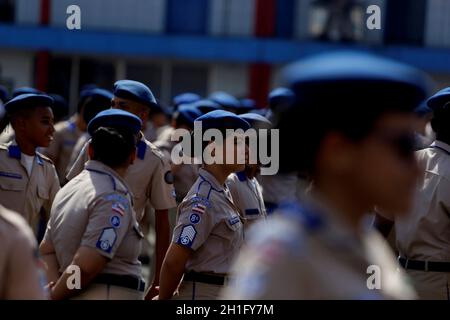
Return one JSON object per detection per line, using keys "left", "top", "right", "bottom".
{"left": 50, "top": 0, "right": 166, "bottom": 33}
{"left": 0, "top": 50, "right": 34, "bottom": 88}
{"left": 425, "top": 0, "right": 450, "bottom": 47}
{"left": 15, "top": 0, "right": 40, "bottom": 25}
{"left": 209, "top": 0, "right": 255, "bottom": 37}
{"left": 208, "top": 63, "right": 249, "bottom": 97}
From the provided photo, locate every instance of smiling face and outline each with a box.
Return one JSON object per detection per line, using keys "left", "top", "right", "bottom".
{"left": 14, "top": 106, "right": 55, "bottom": 148}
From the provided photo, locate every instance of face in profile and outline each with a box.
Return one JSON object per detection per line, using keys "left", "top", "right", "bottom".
{"left": 349, "top": 112, "right": 422, "bottom": 216}
{"left": 21, "top": 106, "right": 55, "bottom": 148}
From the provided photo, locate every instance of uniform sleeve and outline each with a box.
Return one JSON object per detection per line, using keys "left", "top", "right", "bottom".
{"left": 146, "top": 154, "right": 176, "bottom": 210}
{"left": 80, "top": 192, "right": 133, "bottom": 259}
{"left": 172, "top": 197, "right": 215, "bottom": 251}
{"left": 5, "top": 230, "right": 47, "bottom": 299}
{"left": 66, "top": 141, "right": 89, "bottom": 181}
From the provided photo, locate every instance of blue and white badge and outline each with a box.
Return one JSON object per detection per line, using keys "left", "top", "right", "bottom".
{"left": 177, "top": 225, "right": 197, "bottom": 248}
{"left": 189, "top": 213, "right": 201, "bottom": 224}
{"left": 96, "top": 228, "right": 117, "bottom": 253}
{"left": 228, "top": 215, "right": 240, "bottom": 226}
{"left": 110, "top": 215, "right": 121, "bottom": 228}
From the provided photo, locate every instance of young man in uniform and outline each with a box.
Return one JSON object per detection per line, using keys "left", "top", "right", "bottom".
{"left": 66, "top": 80, "right": 176, "bottom": 299}
{"left": 0, "top": 94, "right": 60, "bottom": 237}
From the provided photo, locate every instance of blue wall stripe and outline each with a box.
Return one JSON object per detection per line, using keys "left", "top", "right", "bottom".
{"left": 1, "top": 24, "right": 450, "bottom": 72}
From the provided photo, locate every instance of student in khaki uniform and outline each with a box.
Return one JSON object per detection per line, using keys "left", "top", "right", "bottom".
{"left": 66, "top": 80, "right": 176, "bottom": 299}
{"left": 223, "top": 52, "right": 431, "bottom": 300}
{"left": 258, "top": 87, "right": 300, "bottom": 214}
{"left": 43, "top": 91, "right": 89, "bottom": 184}
{"left": 155, "top": 104, "right": 202, "bottom": 203}
{"left": 391, "top": 88, "right": 450, "bottom": 299}
{"left": 0, "top": 204, "right": 47, "bottom": 299}
{"left": 225, "top": 113, "right": 270, "bottom": 231}
{"left": 39, "top": 110, "right": 145, "bottom": 300}
{"left": 157, "top": 110, "right": 250, "bottom": 300}
{"left": 0, "top": 94, "right": 60, "bottom": 236}
{"left": 65, "top": 88, "right": 113, "bottom": 179}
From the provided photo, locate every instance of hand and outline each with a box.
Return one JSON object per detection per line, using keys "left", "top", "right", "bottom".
{"left": 144, "top": 284, "right": 159, "bottom": 300}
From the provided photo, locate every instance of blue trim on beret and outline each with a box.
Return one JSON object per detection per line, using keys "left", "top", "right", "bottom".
{"left": 87, "top": 109, "right": 143, "bottom": 136}
{"left": 239, "top": 112, "right": 272, "bottom": 127}
{"left": 114, "top": 80, "right": 157, "bottom": 108}
{"left": 427, "top": 87, "right": 450, "bottom": 111}
{"left": 194, "top": 110, "right": 250, "bottom": 131}
{"left": 4, "top": 93, "right": 54, "bottom": 113}
{"left": 268, "top": 87, "right": 295, "bottom": 110}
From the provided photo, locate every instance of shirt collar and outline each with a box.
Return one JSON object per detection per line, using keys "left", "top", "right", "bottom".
{"left": 84, "top": 160, "right": 133, "bottom": 196}
{"left": 198, "top": 168, "right": 226, "bottom": 191}
{"left": 431, "top": 140, "right": 450, "bottom": 154}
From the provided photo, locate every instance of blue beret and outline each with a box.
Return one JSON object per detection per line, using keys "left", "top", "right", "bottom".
{"left": 283, "top": 51, "right": 431, "bottom": 114}
{"left": 173, "top": 93, "right": 201, "bottom": 108}
{"left": 88, "top": 109, "right": 142, "bottom": 136}
{"left": 0, "top": 85, "right": 9, "bottom": 103}
{"left": 114, "top": 80, "right": 157, "bottom": 109}
{"left": 5, "top": 93, "right": 54, "bottom": 113}
{"left": 415, "top": 101, "right": 433, "bottom": 117}
{"left": 191, "top": 99, "right": 222, "bottom": 115}
{"left": 239, "top": 112, "right": 272, "bottom": 127}
{"left": 209, "top": 92, "right": 240, "bottom": 109}
{"left": 195, "top": 110, "right": 250, "bottom": 131}
{"left": 175, "top": 104, "right": 202, "bottom": 127}
{"left": 268, "top": 88, "right": 295, "bottom": 111}
{"left": 12, "top": 87, "right": 42, "bottom": 98}
{"left": 427, "top": 87, "right": 450, "bottom": 111}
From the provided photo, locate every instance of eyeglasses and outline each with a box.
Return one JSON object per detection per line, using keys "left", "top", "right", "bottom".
{"left": 371, "top": 130, "right": 417, "bottom": 162}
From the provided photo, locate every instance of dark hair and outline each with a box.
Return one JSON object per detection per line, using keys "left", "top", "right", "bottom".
{"left": 431, "top": 102, "right": 450, "bottom": 143}
{"left": 82, "top": 97, "right": 111, "bottom": 124}
{"left": 91, "top": 127, "right": 136, "bottom": 168}
{"left": 0, "top": 105, "right": 41, "bottom": 133}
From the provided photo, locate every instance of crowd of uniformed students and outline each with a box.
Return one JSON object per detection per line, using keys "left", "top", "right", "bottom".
{"left": 0, "top": 49, "right": 449, "bottom": 300}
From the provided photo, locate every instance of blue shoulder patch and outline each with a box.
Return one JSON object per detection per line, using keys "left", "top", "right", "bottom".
{"left": 177, "top": 225, "right": 197, "bottom": 248}
{"left": 278, "top": 201, "right": 324, "bottom": 231}
{"left": 96, "top": 228, "right": 117, "bottom": 253}
{"left": 8, "top": 145, "right": 21, "bottom": 159}
{"left": 236, "top": 171, "right": 247, "bottom": 182}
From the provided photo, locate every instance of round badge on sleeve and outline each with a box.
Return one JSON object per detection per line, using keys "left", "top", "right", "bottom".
{"left": 164, "top": 170, "right": 174, "bottom": 184}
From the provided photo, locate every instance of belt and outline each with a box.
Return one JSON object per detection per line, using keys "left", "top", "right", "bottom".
{"left": 399, "top": 257, "right": 450, "bottom": 272}
{"left": 92, "top": 273, "right": 146, "bottom": 292}
{"left": 184, "top": 271, "right": 227, "bottom": 286}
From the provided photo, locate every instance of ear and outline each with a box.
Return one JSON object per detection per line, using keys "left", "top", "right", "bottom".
{"left": 88, "top": 142, "right": 94, "bottom": 160}
{"left": 140, "top": 108, "right": 150, "bottom": 124}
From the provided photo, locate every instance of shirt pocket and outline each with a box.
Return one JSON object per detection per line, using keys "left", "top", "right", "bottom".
{"left": 0, "top": 175, "right": 26, "bottom": 192}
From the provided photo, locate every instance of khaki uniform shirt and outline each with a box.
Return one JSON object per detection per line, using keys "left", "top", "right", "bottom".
{"left": 226, "top": 172, "right": 266, "bottom": 231}
{"left": 223, "top": 197, "right": 416, "bottom": 299}
{"left": 155, "top": 137, "right": 199, "bottom": 203}
{"left": 395, "top": 141, "right": 450, "bottom": 299}
{"left": 43, "top": 115, "right": 83, "bottom": 184}
{"left": 43, "top": 160, "right": 143, "bottom": 277}
{"left": 258, "top": 173, "right": 298, "bottom": 205}
{"left": 66, "top": 132, "right": 89, "bottom": 178}
{"left": 0, "top": 141, "right": 60, "bottom": 234}
{"left": 0, "top": 204, "right": 47, "bottom": 299}
{"left": 66, "top": 134, "right": 176, "bottom": 221}
{"left": 172, "top": 168, "right": 244, "bottom": 275}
